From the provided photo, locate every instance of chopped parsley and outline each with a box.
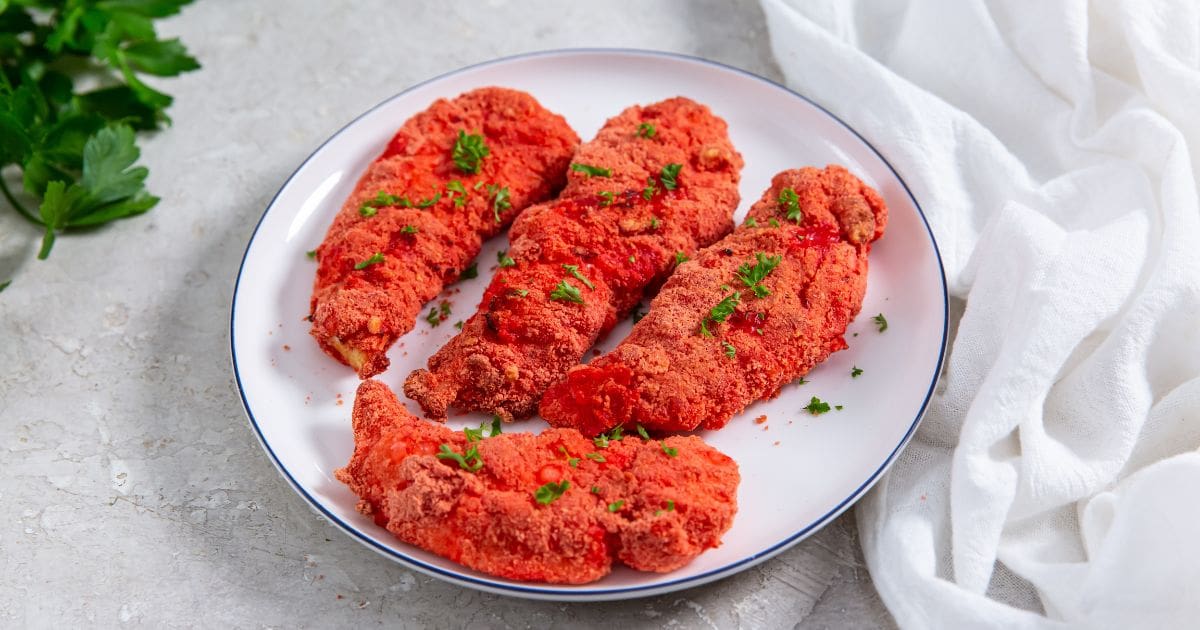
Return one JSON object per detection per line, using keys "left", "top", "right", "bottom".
{"left": 401, "top": 225, "right": 418, "bottom": 234}
{"left": 659, "top": 163, "right": 682, "bottom": 190}
{"left": 487, "top": 184, "right": 511, "bottom": 223}
{"left": 769, "top": 218, "right": 780, "bottom": 228}
{"left": 359, "top": 205, "right": 379, "bottom": 218}
{"left": 497, "top": 250, "right": 516, "bottom": 268}
{"left": 804, "top": 396, "right": 832, "bottom": 415}
{"left": 722, "top": 341, "right": 736, "bottom": 358}
{"left": 642, "top": 176, "right": 658, "bottom": 200}
{"left": 598, "top": 191, "right": 615, "bottom": 206}
{"left": 873, "top": 313, "right": 888, "bottom": 332}
{"left": 561, "top": 264, "right": 595, "bottom": 290}
{"left": 534, "top": 480, "right": 569, "bottom": 505}
{"left": 585, "top": 452, "right": 606, "bottom": 462}
{"left": 607, "top": 500, "right": 625, "bottom": 513}
{"left": 464, "top": 418, "right": 501, "bottom": 442}
{"left": 667, "top": 499, "right": 675, "bottom": 511}
{"left": 591, "top": 486, "right": 602, "bottom": 494}
{"left": 459, "top": 262, "right": 478, "bottom": 280}
{"left": 446, "top": 180, "right": 468, "bottom": 207}
{"left": 490, "top": 415, "right": 503, "bottom": 436}
{"left": 745, "top": 217, "right": 758, "bottom": 228}
{"left": 415, "top": 192, "right": 441, "bottom": 208}
{"left": 436, "top": 443, "right": 483, "bottom": 472}
{"left": 637, "top": 122, "right": 656, "bottom": 138}
{"left": 593, "top": 425, "right": 624, "bottom": 449}
{"left": 851, "top": 366, "right": 863, "bottom": 378}
{"left": 636, "top": 424, "right": 650, "bottom": 440}
{"left": 674, "top": 252, "right": 689, "bottom": 266}
{"left": 779, "top": 187, "right": 802, "bottom": 223}
{"left": 513, "top": 289, "right": 530, "bottom": 298}
{"left": 736, "top": 252, "right": 782, "bottom": 298}
{"left": 649, "top": 216, "right": 661, "bottom": 230}
{"left": 795, "top": 377, "right": 809, "bottom": 386}
{"left": 425, "top": 301, "right": 451, "bottom": 326}
{"left": 571, "top": 163, "right": 612, "bottom": 178}
{"left": 306, "top": 249, "right": 317, "bottom": 259}
{"left": 699, "top": 291, "right": 741, "bottom": 337}
{"left": 454, "top": 320, "right": 464, "bottom": 330}
{"left": 661, "top": 443, "right": 678, "bottom": 457}
{"left": 550, "top": 280, "right": 584, "bottom": 304}
{"left": 836, "top": 405, "right": 844, "bottom": 411}
{"left": 354, "top": 252, "right": 385, "bottom": 270}
{"left": 568, "top": 457, "right": 580, "bottom": 468}
{"left": 452, "top": 130, "right": 489, "bottom": 174}
{"left": 359, "top": 190, "right": 408, "bottom": 216}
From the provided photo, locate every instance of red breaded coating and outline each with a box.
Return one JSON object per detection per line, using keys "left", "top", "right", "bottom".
{"left": 404, "top": 98, "right": 743, "bottom": 420}
{"left": 336, "top": 380, "right": 740, "bottom": 584}
{"left": 310, "top": 88, "right": 579, "bottom": 378}
{"left": 539, "top": 166, "right": 888, "bottom": 435}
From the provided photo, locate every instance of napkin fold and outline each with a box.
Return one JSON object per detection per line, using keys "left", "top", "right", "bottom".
{"left": 758, "top": 0, "right": 1200, "bottom": 626}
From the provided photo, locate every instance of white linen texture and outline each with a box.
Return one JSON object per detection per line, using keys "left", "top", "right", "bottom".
{"left": 758, "top": 0, "right": 1200, "bottom": 627}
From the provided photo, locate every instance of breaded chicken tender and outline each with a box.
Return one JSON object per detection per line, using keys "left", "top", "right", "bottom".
{"left": 336, "top": 380, "right": 740, "bottom": 584}
{"left": 404, "top": 98, "right": 743, "bottom": 420}
{"left": 539, "top": 166, "right": 888, "bottom": 435}
{"left": 310, "top": 88, "right": 579, "bottom": 378}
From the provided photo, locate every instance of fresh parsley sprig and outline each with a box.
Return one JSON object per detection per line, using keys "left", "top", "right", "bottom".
{"left": 736, "top": 252, "right": 782, "bottom": 298}
{"left": 0, "top": 0, "right": 201, "bottom": 283}
{"left": 452, "top": 130, "right": 489, "bottom": 174}
{"left": 699, "top": 291, "right": 741, "bottom": 337}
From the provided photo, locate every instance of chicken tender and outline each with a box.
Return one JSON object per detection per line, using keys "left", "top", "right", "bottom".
{"left": 336, "top": 380, "right": 740, "bottom": 584}
{"left": 310, "top": 88, "right": 579, "bottom": 378}
{"left": 539, "top": 166, "right": 887, "bottom": 435}
{"left": 404, "top": 98, "right": 743, "bottom": 420}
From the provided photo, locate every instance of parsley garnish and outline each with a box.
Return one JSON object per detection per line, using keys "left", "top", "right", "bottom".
{"left": 534, "top": 480, "right": 569, "bottom": 505}
{"left": 585, "top": 452, "right": 606, "bottom": 462}
{"left": 873, "top": 313, "right": 888, "bottom": 332}
{"left": 593, "top": 425, "right": 624, "bottom": 449}
{"left": 354, "top": 252, "right": 385, "bottom": 270}
{"left": 459, "top": 262, "right": 478, "bottom": 280}
{"left": 446, "top": 180, "right": 468, "bottom": 207}
{"left": 836, "top": 405, "right": 844, "bottom": 410}
{"left": 667, "top": 499, "right": 675, "bottom": 511}
{"left": 598, "top": 191, "right": 615, "bottom": 206}
{"left": 607, "top": 500, "right": 624, "bottom": 513}
{"left": 779, "top": 187, "right": 802, "bottom": 223}
{"left": 649, "top": 216, "right": 661, "bottom": 230}
{"left": 659, "top": 163, "right": 682, "bottom": 190}
{"left": 359, "top": 206, "right": 378, "bottom": 218}
{"left": 436, "top": 443, "right": 483, "bottom": 472}
{"left": 722, "top": 341, "right": 736, "bottom": 358}
{"left": 745, "top": 217, "right": 758, "bottom": 227}
{"left": 736, "top": 252, "right": 782, "bottom": 298}
{"left": 636, "top": 424, "right": 650, "bottom": 440}
{"left": 550, "top": 280, "right": 584, "bottom": 304}
{"left": 490, "top": 415, "right": 503, "bottom": 436}
{"left": 497, "top": 250, "right": 516, "bottom": 268}
{"left": 487, "top": 184, "right": 510, "bottom": 223}
{"left": 571, "top": 163, "right": 611, "bottom": 178}
{"left": 415, "top": 192, "right": 441, "bottom": 208}
{"left": 769, "top": 218, "right": 780, "bottom": 228}
{"left": 0, "top": 4, "right": 200, "bottom": 269}
{"left": 674, "top": 252, "right": 689, "bottom": 265}
{"left": 360, "top": 190, "right": 403, "bottom": 216}
{"left": 851, "top": 366, "right": 863, "bottom": 378}
{"left": 661, "top": 443, "right": 678, "bottom": 457}
{"left": 804, "top": 396, "right": 832, "bottom": 415}
{"left": 454, "top": 320, "right": 463, "bottom": 330}
{"left": 591, "top": 486, "right": 602, "bottom": 494}
{"left": 699, "top": 291, "right": 741, "bottom": 337}
{"left": 452, "top": 130, "right": 489, "bottom": 174}
{"left": 796, "top": 377, "right": 809, "bottom": 385}
{"left": 425, "top": 301, "right": 451, "bottom": 326}
{"left": 637, "top": 122, "right": 656, "bottom": 138}
{"left": 642, "top": 176, "right": 658, "bottom": 200}
{"left": 562, "top": 264, "right": 595, "bottom": 289}
{"left": 513, "top": 289, "right": 529, "bottom": 297}
{"left": 401, "top": 225, "right": 418, "bottom": 234}
{"left": 306, "top": 250, "right": 317, "bottom": 259}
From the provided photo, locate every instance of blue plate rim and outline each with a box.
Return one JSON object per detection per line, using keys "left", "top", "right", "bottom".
{"left": 229, "top": 47, "right": 949, "bottom": 600}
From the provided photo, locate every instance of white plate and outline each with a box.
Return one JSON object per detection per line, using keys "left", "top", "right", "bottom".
{"left": 231, "top": 49, "right": 947, "bottom": 601}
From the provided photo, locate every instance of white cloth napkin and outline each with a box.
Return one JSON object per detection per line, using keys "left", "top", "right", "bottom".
{"left": 758, "top": 0, "right": 1200, "bottom": 626}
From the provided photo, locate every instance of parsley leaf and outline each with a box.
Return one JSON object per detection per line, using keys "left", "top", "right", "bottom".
{"left": 722, "top": 341, "right": 736, "bottom": 358}
{"left": 642, "top": 176, "right": 658, "bottom": 200}
{"left": 736, "top": 252, "right": 782, "bottom": 298}
{"left": 354, "top": 252, "right": 385, "bottom": 270}
{"left": 779, "top": 187, "right": 802, "bottom": 223}
{"left": 497, "top": 249, "right": 515, "bottom": 267}
{"left": 534, "top": 480, "right": 569, "bottom": 505}
{"left": 598, "top": 191, "right": 614, "bottom": 206}
{"left": 458, "top": 262, "right": 478, "bottom": 280}
{"left": 415, "top": 192, "right": 441, "bottom": 208}
{"left": 585, "top": 452, "right": 606, "bottom": 462}
{"left": 674, "top": 252, "right": 689, "bottom": 266}
{"left": 306, "top": 249, "right": 317, "bottom": 259}
{"left": 549, "top": 279, "right": 584, "bottom": 304}
{"left": 636, "top": 424, "right": 650, "bottom": 440}
{"left": 745, "top": 217, "right": 758, "bottom": 227}
{"left": 661, "top": 443, "right": 678, "bottom": 457}
{"left": 425, "top": 300, "right": 451, "bottom": 326}
{"left": 851, "top": 366, "right": 863, "bottom": 378}
{"left": 436, "top": 443, "right": 483, "bottom": 472}
{"left": 804, "top": 396, "right": 832, "bottom": 415}
{"left": 452, "top": 130, "right": 489, "bottom": 174}
{"left": 637, "top": 122, "right": 656, "bottom": 138}
{"left": 571, "top": 163, "right": 611, "bottom": 178}
{"left": 659, "top": 163, "right": 682, "bottom": 190}
{"left": 593, "top": 425, "right": 624, "bottom": 449}
{"left": 607, "top": 500, "right": 624, "bottom": 513}
{"left": 401, "top": 225, "right": 418, "bottom": 234}
{"left": 873, "top": 313, "right": 888, "bottom": 332}
{"left": 561, "top": 264, "right": 595, "bottom": 290}
{"left": 487, "top": 184, "right": 510, "bottom": 223}
{"left": 769, "top": 218, "right": 780, "bottom": 228}
{"left": 446, "top": 180, "right": 468, "bottom": 207}
{"left": 699, "top": 291, "right": 741, "bottom": 337}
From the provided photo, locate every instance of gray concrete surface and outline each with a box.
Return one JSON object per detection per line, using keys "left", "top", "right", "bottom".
{"left": 0, "top": 1, "right": 895, "bottom": 627}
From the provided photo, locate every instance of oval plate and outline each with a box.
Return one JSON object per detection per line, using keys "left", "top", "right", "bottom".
{"left": 231, "top": 49, "right": 947, "bottom": 601}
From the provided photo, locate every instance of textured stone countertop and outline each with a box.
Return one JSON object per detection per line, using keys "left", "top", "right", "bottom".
{"left": 0, "top": 1, "right": 894, "bottom": 627}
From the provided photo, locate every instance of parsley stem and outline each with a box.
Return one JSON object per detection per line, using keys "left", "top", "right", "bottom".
{"left": 0, "top": 178, "right": 42, "bottom": 226}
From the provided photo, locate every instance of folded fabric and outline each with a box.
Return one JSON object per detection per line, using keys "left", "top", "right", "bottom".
{"left": 758, "top": 0, "right": 1200, "bottom": 626}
